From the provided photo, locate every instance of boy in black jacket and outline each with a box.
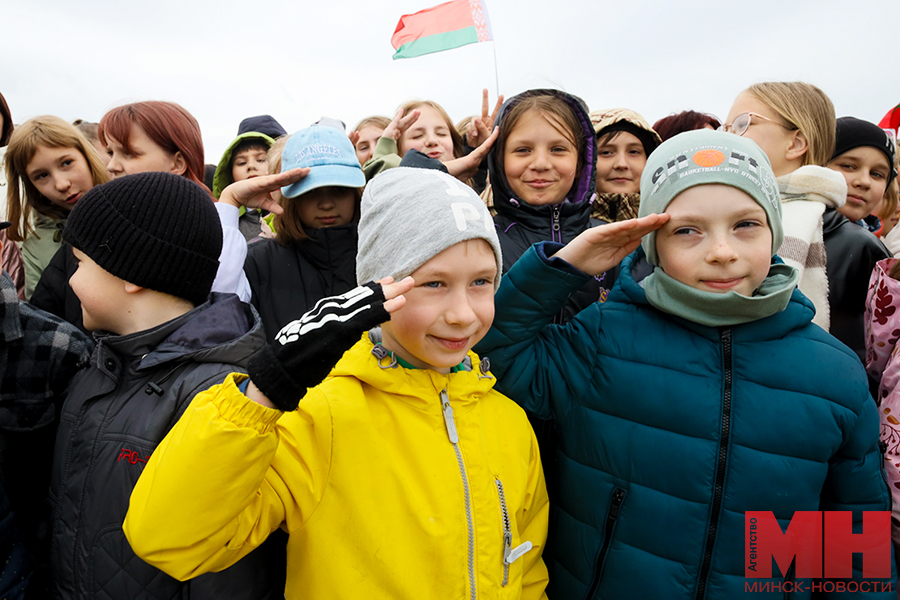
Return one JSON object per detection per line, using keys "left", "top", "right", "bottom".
{"left": 48, "top": 172, "right": 286, "bottom": 599}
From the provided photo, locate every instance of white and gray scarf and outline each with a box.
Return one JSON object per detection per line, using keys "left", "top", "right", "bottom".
{"left": 777, "top": 165, "right": 846, "bottom": 331}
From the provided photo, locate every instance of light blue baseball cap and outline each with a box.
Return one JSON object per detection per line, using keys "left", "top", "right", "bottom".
{"left": 280, "top": 121, "right": 365, "bottom": 198}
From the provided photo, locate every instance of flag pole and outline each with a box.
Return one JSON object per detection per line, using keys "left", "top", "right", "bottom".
{"left": 491, "top": 41, "right": 499, "bottom": 99}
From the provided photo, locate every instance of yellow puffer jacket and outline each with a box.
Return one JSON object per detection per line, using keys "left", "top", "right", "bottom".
{"left": 125, "top": 333, "right": 549, "bottom": 600}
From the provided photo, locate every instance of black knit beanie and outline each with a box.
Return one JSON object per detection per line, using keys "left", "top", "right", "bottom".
{"left": 64, "top": 172, "right": 222, "bottom": 306}
{"left": 833, "top": 116, "right": 897, "bottom": 187}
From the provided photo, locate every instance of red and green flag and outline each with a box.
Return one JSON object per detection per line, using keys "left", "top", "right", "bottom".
{"left": 879, "top": 102, "right": 900, "bottom": 138}
{"left": 391, "top": 0, "right": 493, "bottom": 60}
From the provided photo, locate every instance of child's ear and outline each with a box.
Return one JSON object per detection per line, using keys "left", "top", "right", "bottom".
{"left": 170, "top": 151, "right": 188, "bottom": 176}
{"left": 785, "top": 130, "right": 809, "bottom": 162}
{"left": 124, "top": 282, "right": 144, "bottom": 295}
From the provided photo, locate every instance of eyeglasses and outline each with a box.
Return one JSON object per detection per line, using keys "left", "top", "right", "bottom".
{"left": 718, "top": 112, "right": 796, "bottom": 137}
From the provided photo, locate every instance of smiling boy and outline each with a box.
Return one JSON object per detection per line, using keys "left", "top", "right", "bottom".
{"left": 823, "top": 117, "right": 895, "bottom": 362}
{"left": 124, "top": 167, "right": 550, "bottom": 599}
{"left": 475, "top": 129, "right": 896, "bottom": 599}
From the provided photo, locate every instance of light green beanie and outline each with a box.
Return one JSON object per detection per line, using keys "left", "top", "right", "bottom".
{"left": 639, "top": 129, "right": 782, "bottom": 266}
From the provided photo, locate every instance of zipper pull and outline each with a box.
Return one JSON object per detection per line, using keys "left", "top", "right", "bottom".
{"left": 505, "top": 541, "right": 533, "bottom": 565}
{"left": 503, "top": 531, "right": 512, "bottom": 562}
{"left": 440, "top": 389, "right": 458, "bottom": 444}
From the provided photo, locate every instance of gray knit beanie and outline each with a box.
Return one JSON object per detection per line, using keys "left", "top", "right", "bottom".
{"left": 356, "top": 167, "right": 502, "bottom": 289}
{"left": 639, "top": 129, "right": 783, "bottom": 266}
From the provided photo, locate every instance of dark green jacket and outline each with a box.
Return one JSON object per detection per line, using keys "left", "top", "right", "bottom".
{"left": 476, "top": 243, "right": 895, "bottom": 599}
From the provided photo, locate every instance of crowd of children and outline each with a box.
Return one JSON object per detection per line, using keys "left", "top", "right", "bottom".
{"left": 0, "top": 83, "right": 899, "bottom": 599}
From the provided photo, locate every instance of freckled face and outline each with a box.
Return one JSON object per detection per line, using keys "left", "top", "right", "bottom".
{"left": 656, "top": 184, "right": 772, "bottom": 297}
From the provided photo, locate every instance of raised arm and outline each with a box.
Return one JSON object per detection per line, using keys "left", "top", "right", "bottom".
{"left": 476, "top": 215, "right": 667, "bottom": 420}
{"left": 211, "top": 167, "right": 309, "bottom": 300}
{"left": 124, "top": 279, "right": 411, "bottom": 579}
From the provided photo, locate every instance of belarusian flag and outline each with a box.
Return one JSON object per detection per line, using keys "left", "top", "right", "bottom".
{"left": 879, "top": 103, "right": 900, "bottom": 137}
{"left": 391, "top": 0, "right": 493, "bottom": 60}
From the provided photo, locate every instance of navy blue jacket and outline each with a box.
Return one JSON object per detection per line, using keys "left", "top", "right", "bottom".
{"left": 50, "top": 294, "right": 285, "bottom": 599}
{"left": 476, "top": 244, "right": 895, "bottom": 599}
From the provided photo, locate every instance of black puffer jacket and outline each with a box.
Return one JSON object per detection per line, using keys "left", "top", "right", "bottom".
{"left": 488, "top": 89, "right": 617, "bottom": 323}
{"left": 49, "top": 294, "right": 285, "bottom": 599}
{"left": 31, "top": 244, "right": 84, "bottom": 334}
{"left": 823, "top": 208, "right": 891, "bottom": 362}
{"left": 244, "top": 224, "right": 357, "bottom": 341}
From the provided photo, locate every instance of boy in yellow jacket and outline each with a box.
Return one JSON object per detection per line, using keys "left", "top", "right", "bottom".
{"left": 124, "top": 167, "right": 550, "bottom": 599}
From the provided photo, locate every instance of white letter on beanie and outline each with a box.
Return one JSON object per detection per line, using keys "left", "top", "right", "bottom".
{"left": 432, "top": 171, "right": 470, "bottom": 197}
{"left": 451, "top": 202, "right": 483, "bottom": 232}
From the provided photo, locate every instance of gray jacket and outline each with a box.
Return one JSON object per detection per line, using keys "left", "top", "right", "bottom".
{"left": 49, "top": 293, "right": 285, "bottom": 599}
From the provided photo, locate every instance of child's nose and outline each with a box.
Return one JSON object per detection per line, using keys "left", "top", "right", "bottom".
{"left": 55, "top": 176, "right": 70, "bottom": 192}
{"left": 530, "top": 149, "right": 551, "bottom": 170}
{"left": 708, "top": 237, "right": 738, "bottom": 263}
{"left": 856, "top": 171, "right": 872, "bottom": 190}
{"left": 107, "top": 156, "right": 121, "bottom": 175}
{"left": 444, "top": 293, "right": 478, "bottom": 327}
{"left": 613, "top": 152, "right": 629, "bottom": 169}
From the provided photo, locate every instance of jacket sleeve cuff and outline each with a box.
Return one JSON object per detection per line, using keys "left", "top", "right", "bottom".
{"left": 217, "top": 373, "right": 283, "bottom": 432}
{"left": 215, "top": 202, "right": 240, "bottom": 230}
{"left": 534, "top": 241, "right": 591, "bottom": 277}
{"left": 373, "top": 136, "right": 398, "bottom": 158}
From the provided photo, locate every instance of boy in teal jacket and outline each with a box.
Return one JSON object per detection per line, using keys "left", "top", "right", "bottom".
{"left": 476, "top": 129, "right": 896, "bottom": 599}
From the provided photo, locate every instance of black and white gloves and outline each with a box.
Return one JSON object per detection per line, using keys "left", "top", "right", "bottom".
{"left": 247, "top": 282, "right": 390, "bottom": 411}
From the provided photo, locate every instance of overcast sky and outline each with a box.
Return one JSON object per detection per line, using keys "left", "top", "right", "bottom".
{"left": 4, "top": 0, "right": 897, "bottom": 162}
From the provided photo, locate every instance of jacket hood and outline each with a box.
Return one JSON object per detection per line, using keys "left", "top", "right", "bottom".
{"left": 212, "top": 132, "right": 276, "bottom": 198}
{"left": 101, "top": 293, "right": 265, "bottom": 370}
{"left": 326, "top": 330, "right": 497, "bottom": 411}
{"left": 488, "top": 89, "right": 597, "bottom": 220}
{"left": 237, "top": 114, "right": 287, "bottom": 139}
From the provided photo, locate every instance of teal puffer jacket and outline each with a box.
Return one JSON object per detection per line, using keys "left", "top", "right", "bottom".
{"left": 476, "top": 244, "right": 894, "bottom": 599}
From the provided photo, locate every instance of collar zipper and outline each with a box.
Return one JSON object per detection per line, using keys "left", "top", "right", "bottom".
{"left": 551, "top": 205, "right": 561, "bottom": 243}
{"left": 440, "top": 388, "right": 475, "bottom": 599}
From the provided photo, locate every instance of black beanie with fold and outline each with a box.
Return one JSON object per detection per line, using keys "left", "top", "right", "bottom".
{"left": 833, "top": 116, "right": 897, "bottom": 187}
{"left": 64, "top": 172, "right": 222, "bottom": 306}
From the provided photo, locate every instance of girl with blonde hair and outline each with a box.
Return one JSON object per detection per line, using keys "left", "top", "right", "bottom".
{"left": 722, "top": 81, "right": 843, "bottom": 331}
{"left": 4, "top": 115, "right": 108, "bottom": 298}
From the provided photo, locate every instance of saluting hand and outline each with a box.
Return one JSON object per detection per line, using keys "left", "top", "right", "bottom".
{"left": 217, "top": 167, "right": 310, "bottom": 214}
{"left": 553, "top": 214, "right": 670, "bottom": 276}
